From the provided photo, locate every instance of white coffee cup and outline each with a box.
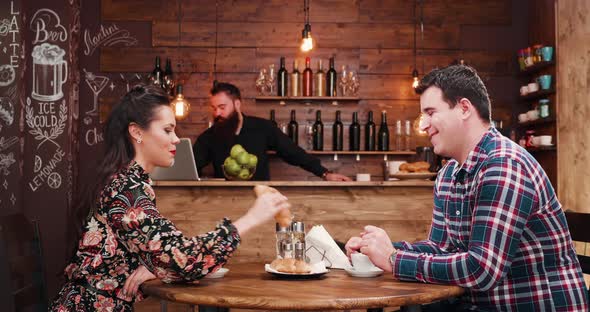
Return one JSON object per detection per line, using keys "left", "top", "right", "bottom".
{"left": 356, "top": 173, "right": 371, "bottom": 182}
{"left": 518, "top": 113, "right": 528, "bottom": 123}
{"left": 539, "top": 135, "right": 552, "bottom": 146}
{"left": 531, "top": 136, "right": 541, "bottom": 146}
{"left": 351, "top": 253, "right": 377, "bottom": 271}
{"left": 528, "top": 82, "right": 539, "bottom": 93}
{"left": 520, "top": 86, "right": 529, "bottom": 96}
{"left": 527, "top": 110, "right": 539, "bottom": 121}
{"left": 387, "top": 161, "right": 407, "bottom": 175}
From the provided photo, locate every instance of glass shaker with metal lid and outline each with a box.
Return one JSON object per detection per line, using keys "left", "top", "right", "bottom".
{"left": 291, "top": 221, "right": 305, "bottom": 245}
{"left": 275, "top": 223, "right": 291, "bottom": 258}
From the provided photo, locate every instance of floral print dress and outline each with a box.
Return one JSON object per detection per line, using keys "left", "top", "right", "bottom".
{"left": 50, "top": 162, "right": 241, "bottom": 311}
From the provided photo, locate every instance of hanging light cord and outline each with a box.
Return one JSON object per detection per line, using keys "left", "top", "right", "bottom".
{"left": 177, "top": 0, "right": 182, "bottom": 82}
{"left": 213, "top": 0, "right": 219, "bottom": 84}
{"left": 304, "top": 0, "right": 309, "bottom": 26}
{"left": 413, "top": 0, "right": 417, "bottom": 71}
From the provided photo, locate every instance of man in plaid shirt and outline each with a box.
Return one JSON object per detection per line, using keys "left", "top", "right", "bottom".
{"left": 346, "top": 65, "right": 589, "bottom": 311}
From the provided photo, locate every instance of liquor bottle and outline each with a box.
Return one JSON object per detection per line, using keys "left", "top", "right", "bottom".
{"left": 364, "top": 111, "right": 376, "bottom": 151}
{"left": 151, "top": 56, "right": 164, "bottom": 86}
{"left": 290, "top": 60, "right": 301, "bottom": 97}
{"left": 314, "top": 60, "right": 326, "bottom": 97}
{"left": 302, "top": 57, "right": 313, "bottom": 96}
{"left": 270, "top": 110, "right": 278, "bottom": 128}
{"left": 378, "top": 111, "right": 390, "bottom": 151}
{"left": 332, "top": 110, "right": 343, "bottom": 151}
{"left": 326, "top": 57, "right": 337, "bottom": 96}
{"left": 349, "top": 112, "right": 360, "bottom": 151}
{"left": 277, "top": 57, "right": 288, "bottom": 97}
{"left": 288, "top": 110, "right": 299, "bottom": 145}
{"left": 312, "top": 110, "right": 324, "bottom": 151}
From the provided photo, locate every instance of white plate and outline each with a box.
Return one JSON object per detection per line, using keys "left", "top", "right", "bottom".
{"left": 204, "top": 267, "right": 229, "bottom": 279}
{"left": 389, "top": 172, "right": 437, "bottom": 180}
{"left": 264, "top": 263, "right": 329, "bottom": 279}
{"left": 344, "top": 267, "right": 384, "bottom": 278}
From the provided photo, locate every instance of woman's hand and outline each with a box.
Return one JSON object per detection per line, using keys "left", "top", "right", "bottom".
{"left": 121, "top": 265, "right": 157, "bottom": 301}
{"left": 234, "top": 192, "right": 291, "bottom": 236}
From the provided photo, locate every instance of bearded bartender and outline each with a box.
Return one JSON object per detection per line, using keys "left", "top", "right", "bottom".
{"left": 193, "top": 82, "right": 351, "bottom": 181}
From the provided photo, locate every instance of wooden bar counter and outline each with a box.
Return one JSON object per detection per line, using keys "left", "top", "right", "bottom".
{"left": 151, "top": 180, "right": 435, "bottom": 263}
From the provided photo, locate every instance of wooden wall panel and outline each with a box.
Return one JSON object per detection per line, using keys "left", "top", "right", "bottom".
{"left": 557, "top": 0, "right": 590, "bottom": 214}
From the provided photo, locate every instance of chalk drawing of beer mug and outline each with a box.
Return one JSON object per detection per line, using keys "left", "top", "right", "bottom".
{"left": 31, "top": 43, "right": 68, "bottom": 102}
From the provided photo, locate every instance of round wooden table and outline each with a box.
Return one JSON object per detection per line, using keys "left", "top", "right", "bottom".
{"left": 142, "top": 262, "right": 465, "bottom": 311}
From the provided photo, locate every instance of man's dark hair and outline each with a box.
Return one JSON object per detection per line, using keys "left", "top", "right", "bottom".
{"left": 210, "top": 82, "right": 242, "bottom": 101}
{"left": 415, "top": 65, "right": 491, "bottom": 122}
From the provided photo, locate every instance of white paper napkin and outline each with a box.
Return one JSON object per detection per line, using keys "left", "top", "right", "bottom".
{"left": 305, "top": 225, "right": 352, "bottom": 269}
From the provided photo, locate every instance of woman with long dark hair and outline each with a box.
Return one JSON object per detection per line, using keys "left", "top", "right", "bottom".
{"left": 50, "top": 85, "right": 289, "bottom": 311}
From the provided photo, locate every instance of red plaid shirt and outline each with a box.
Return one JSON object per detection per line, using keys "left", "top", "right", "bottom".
{"left": 392, "top": 128, "right": 589, "bottom": 311}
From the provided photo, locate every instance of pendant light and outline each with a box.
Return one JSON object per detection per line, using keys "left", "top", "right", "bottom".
{"left": 300, "top": 0, "right": 314, "bottom": 52}
{"left": 171, "top": 0, "right": 190, "bottom": 120}
{"left": 411, "top": 0, "right": 420, "bottom": 89}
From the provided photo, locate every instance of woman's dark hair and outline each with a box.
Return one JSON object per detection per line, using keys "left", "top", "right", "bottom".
{"left": 67, "top": 84, "right": 170, "bottom": 259}
{"left": 415, "top": 65, "right": 491, "bottom": 122}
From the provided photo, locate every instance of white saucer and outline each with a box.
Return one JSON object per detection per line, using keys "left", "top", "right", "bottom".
{"left": 205, "top": 267, "right": 229, "bottom": 279}
{"left": 344, "top": 266, "right": 384, "bottom": 278}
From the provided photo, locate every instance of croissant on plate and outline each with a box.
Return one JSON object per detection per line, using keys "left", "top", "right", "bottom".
{"left": 399, "top": 161, "right": 431, "bottom": 173}
{"left": 270, "top": 258, "right": 312, "bottom": 274}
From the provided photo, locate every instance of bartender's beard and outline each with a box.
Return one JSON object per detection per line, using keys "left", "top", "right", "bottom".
{"left": 212, "top": 111, "right": 240, "bottom": 141}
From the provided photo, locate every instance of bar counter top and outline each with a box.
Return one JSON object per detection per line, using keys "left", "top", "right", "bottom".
{"left": 151, "top": 180, "right": 435, "bottom": 187}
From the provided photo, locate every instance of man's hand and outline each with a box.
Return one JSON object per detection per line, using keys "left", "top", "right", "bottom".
{"left": 359, "top": 225, "right": 396, "bottom": 272}
{"left": 121, "top": 265, "right": 157, "bottom": 300}
{"left": 345, "top": 236, "right": 362, "bottom": 258}
{"left": 325, "top": 173, "right": 352, "bottom": 181}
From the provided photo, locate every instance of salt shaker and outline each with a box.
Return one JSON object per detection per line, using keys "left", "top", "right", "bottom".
{"left": 282, "top": 241, "right": 294, "bottom": 259}
{"left": 294, "top": 242, "right": 306, "bottom": 261}
{"left": 276, "top": 223, "right": 291, "bottom": 258}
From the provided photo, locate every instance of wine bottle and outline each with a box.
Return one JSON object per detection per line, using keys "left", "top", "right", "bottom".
{"left": 277, "top": 57, "right": 288, "bottom": 97}
{"left": 270, "top": 109, "right": 277, "bottom": 128}
{"left": 378, "top": 111, "right": 390, "bottom": 151}
{"left": 163, "top": 58, "right": 174, "bottom": 94}
{"left": 326, "top": 57, "right": 337, "bottom": 96}
{"left": 290, "top": 60, "right": 301, "bottom": 97}
{"left": 332, "top": 110, "right": 343, "bottom": 151}
{"left": 302, "top": 57, "right": 313, "bottom": 96}
{"left": 314, "top": 60, "right": 326, "bottom": 97}
{"left": 312, "top": 110, "right": 324, "bottom": 151}
{"left": 349, "top": 112, "right": 361, "bottom": 151}
{"left": 151, "top": 56, "right": 164, "bottom": 86}
{"left": 364, "top": 111, "right": 376, "bottom": 151}
{"left": 288, "top": 110, "right": 299, "bottom": 145}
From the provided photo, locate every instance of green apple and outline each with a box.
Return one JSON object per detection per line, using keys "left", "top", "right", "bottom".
{"left": 238, "top": 168, "right": 251, "bottom": 180}
{"left": 225, "top": 159, "right": 240, "bottom": 176}
{"left": 236, "top": 152, "right": 250, "bottom": 166}
{"left": 247, "top": 154, "right": 258, "bottom": 169}
{"left": 230, "top": 144, "right": 246, "bottom": 159}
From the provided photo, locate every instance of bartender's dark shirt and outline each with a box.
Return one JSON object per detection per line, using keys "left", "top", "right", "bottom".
{"left": 193, "top": 114, "right": 327, "bottom": 181}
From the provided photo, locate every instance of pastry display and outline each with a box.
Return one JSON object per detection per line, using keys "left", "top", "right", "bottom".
{"left": 399, "top": 161, "right": 431, "bottom": 173}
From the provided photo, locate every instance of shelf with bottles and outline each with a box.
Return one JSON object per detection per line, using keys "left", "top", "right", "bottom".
{"left": 518, "top": 60, "right": 555, "bottom": 76}
{"left": 520, "top": 88, "right": 555, "bottom": 101}
{"left": 526, "top": 145, "right": 556, "bottom": 153}
{"left": 255, "top": 96, "right": 360, "bottom": 106}
{"left": 267, "top": 149, "right": 416, "bottom": 161}
{"left": 514, "top": 117, "right": 556, "bottom": 128}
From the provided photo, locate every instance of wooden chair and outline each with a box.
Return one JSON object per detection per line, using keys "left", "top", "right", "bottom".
{"left": 0, "top": 213, "right": 48, "bottom": 312}
{"left": 565, "top": 211, "right": 590, "bottom": 297}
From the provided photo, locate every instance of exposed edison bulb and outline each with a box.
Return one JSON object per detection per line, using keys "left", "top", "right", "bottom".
{"left": 413, "top": 113, "right": 428, "bottom": 136}
{"left": 170, "top": 85, "right": 190, "bottom": 120}
{"left": 300, "top": 24, "right": 314, "bottom": 52}
{"left": 301, "top": 36, "right": 313, "bottom": 52}
{"left": 411, "top": 69, "right": 419, "bottom": 89}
